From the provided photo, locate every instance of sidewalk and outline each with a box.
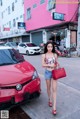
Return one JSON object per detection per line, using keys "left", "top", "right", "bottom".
{"left": 21, "top": 74, "right": 80, "bottom": 119}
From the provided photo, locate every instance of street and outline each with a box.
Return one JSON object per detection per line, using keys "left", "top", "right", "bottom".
{"left": 20, "top": 55, "right": 80, "bottom": 119}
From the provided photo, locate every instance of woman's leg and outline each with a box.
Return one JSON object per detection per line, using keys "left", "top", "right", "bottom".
{"left": 51, "top": 79, "right": 57, "bottom": 110}
{"left": 46, "top": 79, "right": 51, "bottom": 101}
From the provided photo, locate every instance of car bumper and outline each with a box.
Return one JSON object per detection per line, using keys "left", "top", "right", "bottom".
{"left": 0, "top": 78, "right": 41, "bottom": 109}
{"left": 29, "top": 50, "right": 41, "bottom": 54}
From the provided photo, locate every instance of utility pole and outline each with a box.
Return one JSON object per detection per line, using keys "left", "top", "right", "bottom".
{"left": 77, "top": 0, "right": 80, "bottom": 52}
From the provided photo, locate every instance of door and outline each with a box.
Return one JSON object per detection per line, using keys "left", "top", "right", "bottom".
{"left": 32, "top": 31, "right": 43, "bottom": 46}
{"left": 70, "top": 31, "right": 77, "bottom": 46}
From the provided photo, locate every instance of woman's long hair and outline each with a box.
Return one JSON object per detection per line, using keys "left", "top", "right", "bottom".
{"left": 44, "top": 41, "right": 56, "bottom": 54}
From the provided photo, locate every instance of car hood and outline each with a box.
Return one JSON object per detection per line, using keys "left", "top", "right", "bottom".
{"left": 27, "top": 46, "right": 40, "bottom": 50}
{"left": 0, "top": 61, "right": 35, "bottom": 86}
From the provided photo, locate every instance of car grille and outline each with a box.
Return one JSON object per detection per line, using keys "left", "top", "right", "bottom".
{"left": 34, "top": 49, "right": 40, "bottom": 51}
{"left": 0, "top": 79, "right": 32, "bottom": 89}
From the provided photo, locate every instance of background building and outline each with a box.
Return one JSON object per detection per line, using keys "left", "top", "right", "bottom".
{"left": 0, "top": 0, "right": 29, "bottom": 43}
{"left": 24, "top": 0, "right": 78, "bottom": 48}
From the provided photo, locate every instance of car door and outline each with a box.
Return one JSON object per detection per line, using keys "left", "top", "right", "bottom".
{"left": 18, "top": 43, "right": 25, "bottom": 54}
{"left": 21, "top": 44, "right": 27, "bottom": 54}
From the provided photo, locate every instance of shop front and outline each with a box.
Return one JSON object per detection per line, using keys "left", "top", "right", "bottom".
{"left": 47, "top": 22, "right": 77, "bottom": 50}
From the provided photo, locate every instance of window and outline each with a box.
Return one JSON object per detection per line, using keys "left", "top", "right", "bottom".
{"left": 33, "top": 4, "right": 37, "bottom": 8}
{"left": 12, "top": 2, "right": 14, "bottom": 11}
{"left": 3, "top": 25, "right": 4, "bottom": 30}
{"left": 26, "top": 8, "right": 31, "bottom": 20}
{"left": 19, "top": 43, "right": 26, "bottom": 47}
{"left": 2, "top": 12, "right": 3, "bottom": 19}
{"left": 9, "top": 21, "right": 11, "bottom": 28}
{"left": 0, "top": 0, "right": 2, "bottom": 6}
{"left": 20, "top": 15, "right": 23, "bottom": 18}
{"left": 13, "top": 19, "right": 16, "bottom": 27}
{"left": 47, "top": 0, "right": 56, "bottom": 11}
{"left": 8, "top": 6, "right": 10, "bottom": 14}
{"left": 15, "top": 0, "right": 17, "bottom": 3}
{"left": 16, "top": 17, "right": 18, "bottom": 20}
{"left": 22, "top": 0, "right": 24, "bottom": 4}
{"left": 40, "top": 0, "right": 45, "bottom": 4}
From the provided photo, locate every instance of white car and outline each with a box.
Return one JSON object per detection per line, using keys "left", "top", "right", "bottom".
{"left": 18, "top": 43, "right": 41, "bottom": 55}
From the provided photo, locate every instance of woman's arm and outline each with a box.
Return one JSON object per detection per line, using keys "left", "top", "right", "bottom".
{"left": 54, "top": 53, "right": 60, "bottom": 67}
{"left": 42, "top": 54, "right": 49, "bottom": 67}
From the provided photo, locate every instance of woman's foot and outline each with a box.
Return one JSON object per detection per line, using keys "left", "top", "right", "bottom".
{"left": 48, "top": 101, "right": 52, "bottom": 107}
{"left": 52, "top": 110, "right": 57, "bottom": 115}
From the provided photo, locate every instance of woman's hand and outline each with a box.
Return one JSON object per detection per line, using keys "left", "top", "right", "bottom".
{"left": 48, "top": 63, "right": 57, "bottom": 68}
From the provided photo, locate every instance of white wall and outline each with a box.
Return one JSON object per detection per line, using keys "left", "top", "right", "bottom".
{"left": 0, "top": 0, "right": 24, "bottom": 36}
{"left": 65, "top": 29, "right": 70, "bottom": 48}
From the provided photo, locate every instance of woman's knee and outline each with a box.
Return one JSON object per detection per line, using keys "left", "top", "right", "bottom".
{"left": 52, "top": 87, "right": 57, "bottom": 93}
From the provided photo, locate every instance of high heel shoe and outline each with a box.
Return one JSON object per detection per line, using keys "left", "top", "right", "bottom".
{"left": 52, "top": 110, "right": 57, "bottom": 115}
{"left": 48, "top": 101, "right": 52, "bottom": 107}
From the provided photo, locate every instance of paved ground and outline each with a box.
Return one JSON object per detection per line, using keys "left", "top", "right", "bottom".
{"left": 21, "top": 55, "right": 80, "bottom": 119}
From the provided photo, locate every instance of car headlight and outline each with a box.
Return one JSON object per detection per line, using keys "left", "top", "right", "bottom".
{"left": 32, "top": 70, "right": 39, "bottom": 80}
{"left": 16, "top": 84, "right": 22, "bottom": 91}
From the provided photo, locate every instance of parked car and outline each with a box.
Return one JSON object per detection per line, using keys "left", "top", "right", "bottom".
{"left": 0, "top": 46, "right": 41, "bottom": 109}
{"left": 5, "top": 42, "right": 18, "bottom": 50}
{"left": 0, "top": 41, "right": 5, "bottom": 46}
{"left": 17, "top": 43, "right": 41, "bottom": 55}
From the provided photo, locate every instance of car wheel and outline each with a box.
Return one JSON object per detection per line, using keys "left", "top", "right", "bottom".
{"left": 26, "top": 51, "right": 29, "bottom": 55}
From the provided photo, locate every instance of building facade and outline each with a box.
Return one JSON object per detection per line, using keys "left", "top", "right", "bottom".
{"left": 0, "top": 0, "right": 29, "bottom": 42}
{"left": 24, "top": 0, "right": 78, "bottom": 48}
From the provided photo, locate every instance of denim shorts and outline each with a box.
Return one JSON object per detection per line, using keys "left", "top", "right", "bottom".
{"left": 45, "top": 69, "right": 52, "bottom": 80}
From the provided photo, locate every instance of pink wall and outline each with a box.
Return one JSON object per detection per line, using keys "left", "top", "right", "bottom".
{"left": 24, "top": 0, "right": 78, "bottom": 31}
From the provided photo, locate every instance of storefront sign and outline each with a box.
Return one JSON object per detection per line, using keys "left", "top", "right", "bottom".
{"left": 3, "top": 27, "right": 10, "bottom": 31}
{"left": 52, "top": 12, "right": 64, "bottom": 21}
{"left": 18, "top": 22, "right": 25, "bottom": 29}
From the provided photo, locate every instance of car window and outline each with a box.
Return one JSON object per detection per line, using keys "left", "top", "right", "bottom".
{"left": 5, "top": 43, "right": 11, "bottom": 46}
{"left": 19, "top": 44, "right": 26, "bottom": 47}
{"left": 10, "top": 42, "right": 17, "bottom": 46}
{"left": 6, "top": 42, "right": 17, "bottom": 47}
{"left": 0, "top": 43, "right": 5, "bottom": 46}
{"left": 26, "top": 43, "right": 37, "bottom": 47}
{"left": 0, "top": 49, "right": 24, "bottom": 66}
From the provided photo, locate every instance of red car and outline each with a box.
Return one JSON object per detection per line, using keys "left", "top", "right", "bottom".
{"left": 0, "top": 46, "right": 41, "bottom": 109}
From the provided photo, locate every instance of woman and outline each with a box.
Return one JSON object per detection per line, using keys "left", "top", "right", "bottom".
{"left": 42, "top": 41, "right": 59, "bottom": 115}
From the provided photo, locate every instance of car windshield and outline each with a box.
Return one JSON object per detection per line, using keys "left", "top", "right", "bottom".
{"left": 26, "top": 43, "right": 37, "bottom": 47}
{"left": 0, "top": 49, "right": 24, "bottom": 66}
{"left": 0, "top": 43, "right": 5, "bottom": 46}
{"left": 10, "top": 42, "right": 17, "bottom": 46}
{"left": 6, "top": 42, "right": 17, "bottom": 46}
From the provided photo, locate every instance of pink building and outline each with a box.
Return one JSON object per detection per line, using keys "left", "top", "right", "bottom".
{"left": 24, "top": 0, "right": 78, "bottom": 47}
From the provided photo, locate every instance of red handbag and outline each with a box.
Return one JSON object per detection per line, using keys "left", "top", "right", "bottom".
{"left": 52, "top": 68, "right": 66, "bottom": 80}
